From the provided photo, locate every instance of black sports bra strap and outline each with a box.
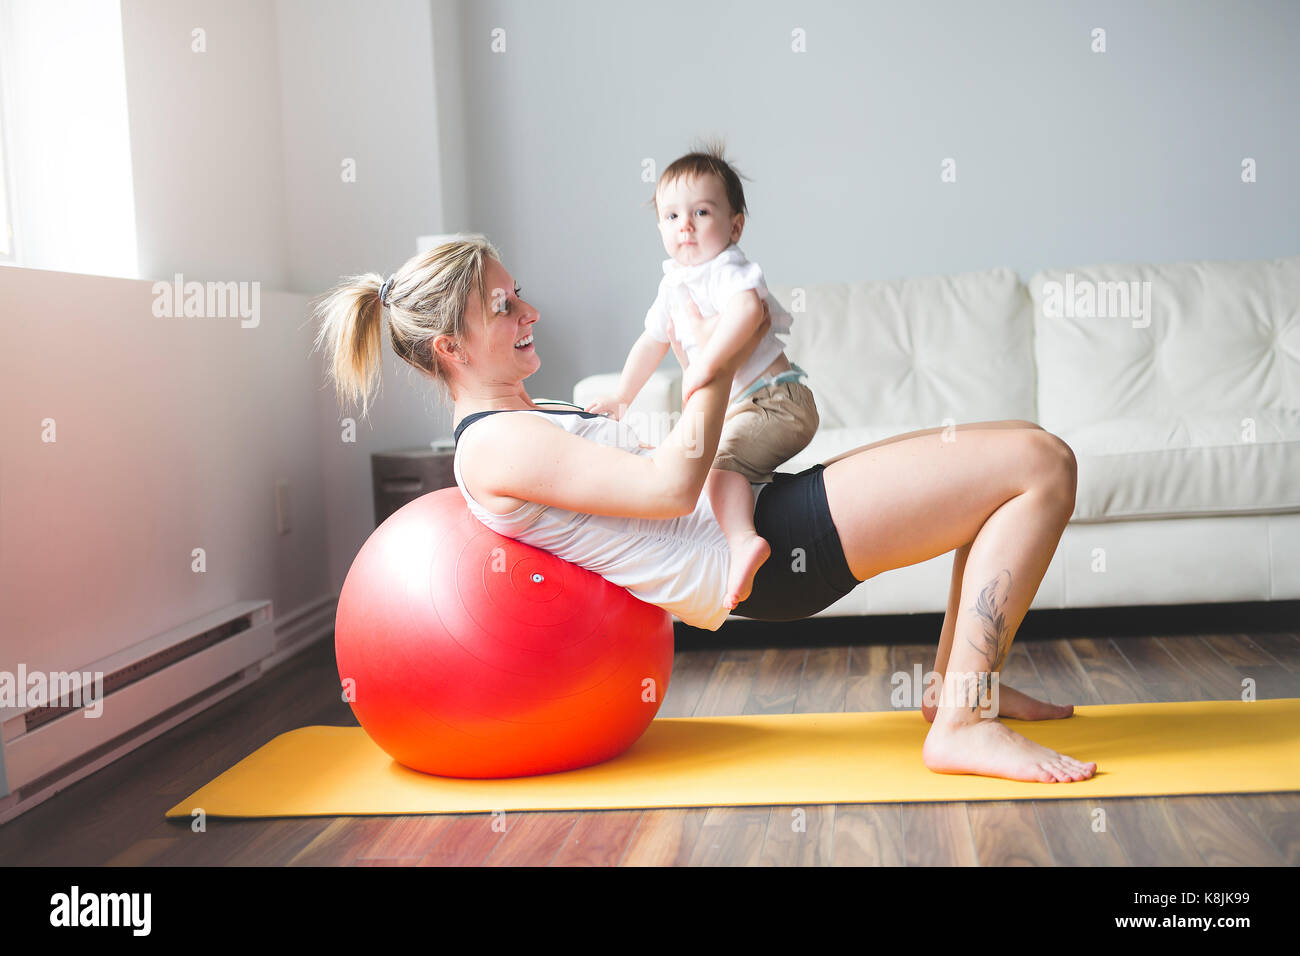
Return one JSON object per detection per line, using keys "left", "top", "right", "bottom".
{"left": 452, "top": 406, "right": 603, "bottom": 446}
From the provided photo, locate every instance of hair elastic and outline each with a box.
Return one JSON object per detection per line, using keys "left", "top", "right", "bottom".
{"left": 378, "top": 275, "right": 395, "bottom": 307}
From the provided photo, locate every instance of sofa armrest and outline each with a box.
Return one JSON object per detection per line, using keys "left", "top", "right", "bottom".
{"left": 573, "top": 369, "right": 681, "bottom": 446}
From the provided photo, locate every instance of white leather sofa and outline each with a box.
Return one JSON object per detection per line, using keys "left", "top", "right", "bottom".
{"left": 574, "top": 253, "right": 1300, "bottom": 619}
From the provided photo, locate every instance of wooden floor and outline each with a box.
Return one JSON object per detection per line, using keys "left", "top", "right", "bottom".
{"left": 2, "top": 608, "right": 1298, "bottom": 866}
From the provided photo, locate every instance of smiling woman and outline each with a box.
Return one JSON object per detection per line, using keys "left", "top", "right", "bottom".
{"left": 311, "top": 233, "right": 757, "bottom": 627}
{"left": 313, "top": 234, "right": 1093, "bottom": 785}
{"left": 312, "top": 236, "right": 517, "bottom": 419}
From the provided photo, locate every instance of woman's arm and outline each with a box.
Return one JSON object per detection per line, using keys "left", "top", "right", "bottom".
{"left": 465, "top": 311, "right": 771, "bottom": 520}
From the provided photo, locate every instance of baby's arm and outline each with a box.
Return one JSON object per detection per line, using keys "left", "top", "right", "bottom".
{"left": 680, "top": 290, "right": 765, "bottom": 402}
{"left": 586, "top": 331, "right": 669, "bottom": 418}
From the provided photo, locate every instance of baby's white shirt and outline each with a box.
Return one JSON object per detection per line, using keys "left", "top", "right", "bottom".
{"left": 643, "top": 243, "right": 794, "bottom": 402}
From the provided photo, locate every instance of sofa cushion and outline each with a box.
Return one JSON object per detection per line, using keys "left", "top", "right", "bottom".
{"left": 1029, "top": 255, "right": 1300, "bottom": 435}
{"left": 1061, "top": 409, "right": 1300, "bottom": 521}
{"left": 780, "top": 411, "right": 1300, "bottom": 523}
{"left": 768, "top": 267, "right": 1037, "bottom": 431}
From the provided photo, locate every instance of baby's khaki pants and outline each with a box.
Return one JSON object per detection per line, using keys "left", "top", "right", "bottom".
{"left": 712, "top": 381, "right": 820, "bottom": 485}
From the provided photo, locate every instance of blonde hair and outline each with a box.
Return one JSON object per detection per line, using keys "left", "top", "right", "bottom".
{"left": 311, "top": 235, "right": 502, "bottom": 419}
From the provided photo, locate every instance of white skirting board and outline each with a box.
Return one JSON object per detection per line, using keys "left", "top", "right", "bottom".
{"left": 0, "top": 595, "right": 337, "bottom": 826}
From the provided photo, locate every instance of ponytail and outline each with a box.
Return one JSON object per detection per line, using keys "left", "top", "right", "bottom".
{"left": 312, "top": 273, "right": 388, "bottom": 421}
{"left": 311, "top": 235, "right": 502, "bottom": 420}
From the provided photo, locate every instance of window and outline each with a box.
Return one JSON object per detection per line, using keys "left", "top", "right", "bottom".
{"left": 0, "top": 0, "right": 136, "bottom": 277}
{"left": 0, "top": 4, "right": 13, "bottom": 262}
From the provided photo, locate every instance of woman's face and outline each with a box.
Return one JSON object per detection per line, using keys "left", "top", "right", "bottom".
{"left": 456, "top": 257, "right": 540, "bottom": 386}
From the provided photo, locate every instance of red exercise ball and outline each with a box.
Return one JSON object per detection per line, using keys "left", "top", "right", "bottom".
{"left": 334, "top": 487, "right": 675, "bottom": 778}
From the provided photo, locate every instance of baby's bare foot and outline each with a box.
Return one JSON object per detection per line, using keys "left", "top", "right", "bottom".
{"left": 724, "top": 533, "right": 771, "bottom": 609}
{"left": 920, "top": 682, "right": 1074, "bottom": 723}
{"left": 922, "top": 715, "right": 1097, "bottom": 782}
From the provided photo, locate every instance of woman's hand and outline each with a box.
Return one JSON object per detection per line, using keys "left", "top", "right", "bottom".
{"left": 664, "top": 316, "right": 690, "bottom": 373}
{"left": 667, "top": 290, "right": 720, "bottom": 349}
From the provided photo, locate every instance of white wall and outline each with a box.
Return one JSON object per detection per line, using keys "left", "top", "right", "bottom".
{"left": 115, "top": 0, "right": 463, "bottom": 616}
{"left": 0, "top": 0, "right": 466, "bottom": 798}
{"left": 274, "top": 0, "right": 464, "bottom": 594}
{"left": 0, "top": 266, "right": 326, "bottom": 693}
{"left": 453, "top": 0, "right": 1300, "bottom": 399}
{"left": 120, "top": 0, "right": 291, "bottom": 288}
{"left": 275, "top": 0, "right": 448, "bottom": 296}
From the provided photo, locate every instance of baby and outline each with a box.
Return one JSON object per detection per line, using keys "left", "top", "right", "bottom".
{"left": 586, "top": 144, "right": 820, "bottom": 611}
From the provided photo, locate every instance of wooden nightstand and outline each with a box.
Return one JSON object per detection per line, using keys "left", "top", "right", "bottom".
{"left": 370, "top": 442, "right": 456, "bottom": 527}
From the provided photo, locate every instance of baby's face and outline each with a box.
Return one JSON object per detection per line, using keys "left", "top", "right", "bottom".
{"left": 655, "top": 173, "right": 744, "bottom": 267}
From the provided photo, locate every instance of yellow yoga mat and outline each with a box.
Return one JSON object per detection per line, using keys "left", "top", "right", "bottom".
{"left": 165, "top": 699, "right": 1300, "bottom": 819}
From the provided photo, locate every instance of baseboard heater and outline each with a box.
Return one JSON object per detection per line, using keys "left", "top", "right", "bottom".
{"left": 0, "top": 600, "right": 277, "bottom": 826}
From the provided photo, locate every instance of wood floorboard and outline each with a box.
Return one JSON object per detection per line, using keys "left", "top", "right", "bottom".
{"left": 1023, "top": 639, "right": 1106, "bottom": 707}
{"left": 1201, "top": 633, "right": 1300, "bottom": 698}
{"left": 415, "top": 813, "right": 505, "bottom": 866}
{"left": 619, "top": 808, "right": 708, "bottom": 866}
{"left": 1109, "top": 637, "right": 1204, "bottom": 702}
{"left": 2, "top": 607, "right": 1297, "bottom": 867}
{"left": 795, "top": 646, "right": 849, "bottom": 713}
{"left": 968, "top": 800, "right": 1055, "bottom": 866}
{"left": 657, "top": 649, "right": 722, "bottom": 718}
{"left": 900, "top": 804, "right": 978, "bottom": 866}
{"left": 830, "top": 805, "right": 904, "bottom": 865}
{"left": 846, "top": 645, "right": 895, "bottom": 712}
{"left": 1161, "top": 634, "right": 1259, "bottom": 700}
{"left": 1242, "top": 792, "right": 1300, "bottom": 865}
{"left": 758, "top": 805, "right": 834, "bottom": 866}
{"left": 1169, "top": 795, "right": 1289, "bottom": 866}
{"left": 480, "top": 812, "right": 580, "bottom": 866}
{"left": 693, "top": 648, "right": 763, "bottom": 717}
{"left": 745, "top": 647, "right": 804, "bottom": 715}
{"left": 286, "top": 817, "right": 401, "bottom": 866}
{"left": 1032, "top": 800, "right": 1130, "bottom": 866}
{"left": 1065, "top": 636, "right": 1150, "bottom": 703}
{"left": 688, "top": 806, "right": 770, "bottom": 866}
{"left": 1095, "top": 797, "right": 1206, "bottom": 866}
{"left": 549, "top": 810, "right": 643, "bottom": 866}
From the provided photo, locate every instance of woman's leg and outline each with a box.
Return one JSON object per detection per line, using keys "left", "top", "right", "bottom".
{"left": 818, "top": 418, "right": 1044, "bottom": 468}
{"left": 821, "top": 424, "right": 1095, "bottom": 782}
{"left": 822, "top": 420, "right": 1072, "bottom": 721}
{"left": 921, "top": 540, "right": 1073, "bottom": 723}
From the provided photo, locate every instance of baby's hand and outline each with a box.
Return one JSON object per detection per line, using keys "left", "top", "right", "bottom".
{"left": 584, "top": 393, "right": 628, "bottom": 420}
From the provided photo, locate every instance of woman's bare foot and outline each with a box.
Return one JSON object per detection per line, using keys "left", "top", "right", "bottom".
{"left": 920, "top": 681, "right": 1074, "bottom": 723}
{"left": 922, "top": 715, "right": 1097, "bottom": 782}
{"left": 724, "top": 533, "right": 771, "bottom": 609}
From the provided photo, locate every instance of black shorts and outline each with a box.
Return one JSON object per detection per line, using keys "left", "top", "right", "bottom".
{"left": 731, "top": 463, "right": 863, "bottom": 622}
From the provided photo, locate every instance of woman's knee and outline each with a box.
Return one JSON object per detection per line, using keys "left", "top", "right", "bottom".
{"left": 1027, "top": 430, "right": 1078, "bottom": 504}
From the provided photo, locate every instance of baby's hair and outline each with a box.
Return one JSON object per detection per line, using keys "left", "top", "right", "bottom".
{"left": 650, "top": 137, "right": 751, "bottom": 219}
{"left": 310, "top": 234, "right": 502, "bottom": 420}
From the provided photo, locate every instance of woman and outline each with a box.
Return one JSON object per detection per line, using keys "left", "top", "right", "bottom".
{"left": 314, "top": 236, "right": 1095, "bottom": 784}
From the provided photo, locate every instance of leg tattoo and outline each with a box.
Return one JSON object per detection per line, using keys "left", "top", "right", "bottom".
{"left": 968, "top": 569, "right": 1014, "bottom": 673}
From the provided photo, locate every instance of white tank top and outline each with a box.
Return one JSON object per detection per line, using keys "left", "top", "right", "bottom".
{"left": 452, "top": 403, "right": 740, "bottom": 631}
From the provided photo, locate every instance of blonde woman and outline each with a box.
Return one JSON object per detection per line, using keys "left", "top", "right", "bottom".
{"left": 313, "top": 236, "right": 1095, "bottom": 784}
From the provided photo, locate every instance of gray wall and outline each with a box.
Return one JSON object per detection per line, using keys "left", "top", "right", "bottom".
{"left": 454, "top": 0, "right": 1300, "bottom": 402}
